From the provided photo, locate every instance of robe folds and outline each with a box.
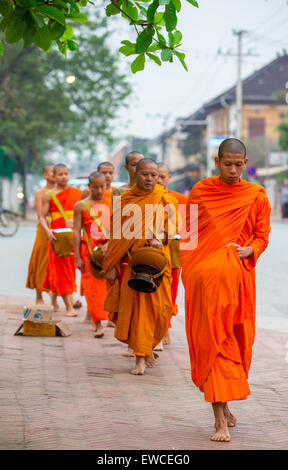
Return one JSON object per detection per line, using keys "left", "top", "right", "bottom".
{"left": 180, "top": 176, "right": 271, "bottom": 403}
{"left": 103, "top": 184, "right": 176, "bottom": 356}
{"left": 26, "top": 223, "right": 49, "bottom": 292}
{"left": 80, "top": 199, "right": 111, "bottom": 322}
{"left": 43, "top": 186, "right": 82, "bottom": 296}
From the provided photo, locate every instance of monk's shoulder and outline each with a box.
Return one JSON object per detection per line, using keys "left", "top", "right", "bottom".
{"left": 69, "top": 186, "right": 82, "bottom": 197}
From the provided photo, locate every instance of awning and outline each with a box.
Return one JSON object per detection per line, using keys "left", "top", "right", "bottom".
{"left": 256, "top": 165, "right": 288, "bottom": 177}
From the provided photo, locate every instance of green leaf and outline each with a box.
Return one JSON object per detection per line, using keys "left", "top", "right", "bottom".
{"left": 23, "top": 23, "right": 36, "bottom": 48}
{"left": 135, "top": 25, "right": 154, "bottom": 53}
{"left": 119, "top": 45, "right": 135, "bottom": 56}
{"left": 173, "top": 30, "right": 182, "bottom": 44}
{"left": 0, "top": 0, "right": 13, "bottom": 16}
{"left": 34, "top": 5, "right": 66, "bottom": 26}
{"left": 159, "top": 0, "right": 170, "bottom": 4}
{"left": 67, "top": 39, "right": 79, "bottom": 51}
{"left": 33, "top": 23, "right": 52, "bottom": 51}
{"left": 121, "top": 0, "right": 138, "bottom": 21}
{"left": 161, "top": 48, "right": 173, "bottom": 61}
{"left": 173, "top": 50, "right": 188, "bottom": 70}
{"left": 147, "top": 42, "right": 161, "bottom": 52}
{"left": 5, "top": 17, "right": 26, "bottom": 44}
{"left": 186, "top": 0, "right": 199, "bottom": 6}
{"left": 131, "top": 53, "right": 145, "bottom": 73}
{"left": 31, "top": 12, "right": 45, "bottom": 28}
{"left": 0, "top": 40, "right": 3, "bottom": 55}
{"left": 67, "top": 12, "right": 88, "bottom": 23}
{"left": 147, "top": 52, "right": 161, "bottom": 66}
{"left": 49, "top": 21, "right": 66, "bottom": 40}
{"left": 0, "top": 12, "right": 14, "bottom": 31}
{"left": 164, "top": 2, "right": 177, "bottom": 32}
{"left": 154, "top": 11, "right": 165, "bottom": 25}
{"left": 105, "top": 2, "right": 122, "bottom": 16}
{"left": 171, "top": 0, "right": 181, "bottom": 11}
{"left": 156, "top": 31, "right": 167, "bottom": 47}
{"left": 146, "top": 0, "right": 159, "bottom": 23}
{"left": 60, "top": 24, "right": 74, "bottom": 41}
{"left": 121, "top": 40, "right": 135, "bottom": 47}
{"left": 78, "top": 0, "right": 88, "bottom": 5}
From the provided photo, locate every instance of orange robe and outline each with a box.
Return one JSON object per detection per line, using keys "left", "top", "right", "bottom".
{"left": 180, "top": 176, "right": 271, "bottom": 403}
{"left": 26, "top": 223, "right": 49, "bottom": 292}
{"left": 168, "top": 190, "right": 188, "bottom": 324}
{"left": 80, "top": 199, "right": 111, "bottom": 322}
{"left": 43, "top": 186, "right": 82, "bottom": 295}
{"left": 103, "top": 184, "right": 174, "bottom": 356}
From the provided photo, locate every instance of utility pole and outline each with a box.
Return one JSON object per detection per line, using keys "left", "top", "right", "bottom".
{"left": 218, "top": 30, "right": 258, "bottom": 140}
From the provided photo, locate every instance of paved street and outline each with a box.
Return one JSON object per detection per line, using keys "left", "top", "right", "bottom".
{"left": 0, "top": 222, "right": 287, "bottom": 450}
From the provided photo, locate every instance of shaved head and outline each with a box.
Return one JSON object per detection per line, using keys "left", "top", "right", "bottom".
{"left": 218, "top": 138, "right": 246, "bottom": 159}
{"left": 88, "top": 171, "right": 106, "bottom": 183}
{"left": 53, "top": 163, "right": 69, "bottom": 175}
{"left": 125, "top": 151, "right": 144, "bottom": 165}
{"left": 136, "top": 158, "right": 158, "bottom": 174}
{"left": 97, "top": 161, "right": 114, "bottom": 171}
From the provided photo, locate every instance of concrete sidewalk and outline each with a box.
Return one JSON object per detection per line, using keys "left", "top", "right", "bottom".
{"left": 0, "top": 295, "right": 287, "bottom": 450}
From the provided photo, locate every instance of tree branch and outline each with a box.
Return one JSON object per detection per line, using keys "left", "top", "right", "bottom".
{"left": 0, "top": 45, "right": 37, "bottom": 87}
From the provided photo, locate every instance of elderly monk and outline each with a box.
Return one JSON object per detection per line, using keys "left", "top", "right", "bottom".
{"left": 103, "top": 158, "right": 175, "bottom": 375}
{"left": 181, "top": 138, "right": 271, "bottom": 442}
{"left": 157, "top": 162, "right": 188, "bottom": 347}
{"left": 40, "top": 164, "right": 82, "bottom": 317}
{"left": 26, "top": 164, "right": 55, "bottom": 304}
{"left": 73, "top": 171, "right": 111, "bottom": 337}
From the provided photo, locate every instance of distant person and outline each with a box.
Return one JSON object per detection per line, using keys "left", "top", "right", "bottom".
{"left": 73, "top": 172, "right": 111, "bottom": 337}
{"left": 114, "top": 151, "right": 144, "bottom": 195}
{"left": 26, "top": 164, "right": 55, "bottom": 304}
{"left": 97, "top": 161, "right": 115, "bottom": 192}
{"left": 40, "top": 164, "right": 82, "bottom": 317}
{"left": 157, "top": 162, "right": 188, "bottom": 347}
{"left": 280, "top": 182, "right": 288, "bottom": 218}
{"left": 181, "top": 138, "right": 271, "bottom": 442}
{"left": 103, "top": 158, "right": 175, "bottom": 375}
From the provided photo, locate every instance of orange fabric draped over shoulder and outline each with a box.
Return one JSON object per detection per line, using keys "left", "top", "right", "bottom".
{"left": 43, "top": 186, "right": 82, "bottom": 295}
{"left": 26, "top": 223, "right": 49, "bottom": 292}
{"left": 103, "top": 184, "right": 175, "bottom": 356}
{"left": 80, "top": 198, "right": 111, "bottom": 322}
{"left": 180, "top": 176, "right": 271, "bottom": 403}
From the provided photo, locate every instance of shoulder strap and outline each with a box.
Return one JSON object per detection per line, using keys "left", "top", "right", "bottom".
{"left": 48, "top": 190, "right": 68, "bottom": 221}
{"left": 81, "top": 200, "right": 108, "bottom": 239}
{"left": 82, "top": 225, "right": 93, "bottom": 256}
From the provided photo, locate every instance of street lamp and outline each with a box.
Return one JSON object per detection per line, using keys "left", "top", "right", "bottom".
{"left": 66, "top": 75, "right": 76, "bottom": 84}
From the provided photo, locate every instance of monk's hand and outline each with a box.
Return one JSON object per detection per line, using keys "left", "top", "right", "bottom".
{"left": 227, "top": 243, "right": 253, "bottom": 259}
{"left": 105, "top": 267, "right": 118, "bottom": 284}
{"left": 150, "top": 238, "right": 163, "bottom": 250}
{"left": 46, "top": 228, "right": 57, "bottom": 242}
{"left": 65, "top": 219, "right": 73, "bottom": 229}
{"left": 75, "top": 257, "right": 84, "bottom": 272}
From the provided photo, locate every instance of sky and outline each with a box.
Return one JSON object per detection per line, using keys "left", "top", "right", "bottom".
{"left": 110, "top": 0, "right": 288, "bottom": 141}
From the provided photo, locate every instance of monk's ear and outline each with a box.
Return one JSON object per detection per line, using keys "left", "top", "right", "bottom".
{"left": 214, "top": 156, "right": 220, "bottom": 168}
{"left": 244, "top": 158, "right": 248, "bottom": 167}
{"left": 168, "top": 174, "right": 172, "bottom": 181}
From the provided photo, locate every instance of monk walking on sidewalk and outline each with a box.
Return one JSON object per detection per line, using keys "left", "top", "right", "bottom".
{"left": 181, "top": 138, "right": 271, "bottom": 442}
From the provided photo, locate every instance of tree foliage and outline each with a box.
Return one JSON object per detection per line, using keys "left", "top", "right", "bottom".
{"left": 0, "top": 0, "right": 199, "bottom": 73}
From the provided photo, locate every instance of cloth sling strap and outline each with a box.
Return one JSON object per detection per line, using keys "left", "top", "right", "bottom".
{"left": 48, "top": 190, "right": 69, "bottom": 222}
{"left": 81, "top": 200, "right": 108, "bottom": 255}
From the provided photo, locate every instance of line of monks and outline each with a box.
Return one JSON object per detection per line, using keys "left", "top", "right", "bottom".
{"left": 25, "top": 139, "right": 271, "bottom": 443}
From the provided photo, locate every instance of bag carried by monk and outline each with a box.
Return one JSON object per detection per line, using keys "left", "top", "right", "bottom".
{"left": 49, "top": 191, "right": 73, "bottom": 258}
{"left": 81, "top": 200, "right": 108, "bottom": 279}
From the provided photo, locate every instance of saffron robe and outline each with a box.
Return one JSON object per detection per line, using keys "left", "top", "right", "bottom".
{"left": 43, "top": 186, "right": 82, "bottom": 296}
{"left": 26, "top": 222, "right": 49, "bottom": 292}
{"left": 103, "top": 184, "right": 175, "bottom": 356}
{"left": 180, "top": 176, "right": 271, "bottom": 403}
{"left": 80, "top": 199, "right": 111, "bottom": 322}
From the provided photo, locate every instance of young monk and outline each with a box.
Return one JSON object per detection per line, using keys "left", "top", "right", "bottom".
{"left": 157, "top": 162, "right": 188, "bottom": 346}
{"left": 180, "top": 138, "right": 271, "bottom": 442}
{"left": 73, "top": 172, "right": 111, "bottom": 337}
{"left": 114, "top": 151, "right": 144, "bottom": 195}
{"left": 40, "top": 164, "right": 82, "bottom": 317}
{"left": 103, "top": 158, "right": 175, "bottom": 375}
{"left": 97, "top": 161, "right": 115, "bottom": 192}
{"left": 26, "top": 164, "right": 55, "bottom": 304}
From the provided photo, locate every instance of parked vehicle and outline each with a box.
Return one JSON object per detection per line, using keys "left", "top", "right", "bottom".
{"left": 0, "top": 208, "right": 20, "bottom": 237}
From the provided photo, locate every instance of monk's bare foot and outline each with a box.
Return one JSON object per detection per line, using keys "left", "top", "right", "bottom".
{"left": 211, "top": 403, "right": 231, "bottom": 442}
{"left": 83, "top": 311, "right": 91, "bottom": 324}
{"left": 122, "top": 346, "right": 135, "bottom": 357}
{"left": 163, "top": 331, "right": 171, "bottom": 345}
{"left": 52, "top": 302, "right": 60, "bottom": 312}
{"left": 154, "top": 341, "right": 163, "bottom": 351}
{"left": 106, "top": 320, "right": 115, "bottom": 328}
{"left": 65, "top": 309, "right": 78, "bottom": 317}
{"left": 94, "top": 321, "right": 104, "bottom": 338}
{"left": 224, "top": 403, "right": 237, "bottom": 427}
{"left": 73, "top": 300, "right": 82, "bottom": 309}
{"left": 145, "top": 352, "right": 159, "bottom": 368}
{"left": 130, "top": 356, "right": 145, "bottom": 375}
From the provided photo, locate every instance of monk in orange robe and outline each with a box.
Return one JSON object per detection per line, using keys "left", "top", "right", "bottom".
{"left": 26, "top": 164, "right": 55, "bottom": 304}
{"left": 103, "top": 158, "right": 175, "bottom": 375}
{"left": 180, "top": 138, "right": 271, "bottom": 442}
{"left": 157, "top": 162, "right": 188, "bottom": 346}
{"left": 73, "top": 171, "right": 111, "bottom": 337}
{"left": 40, "top": 164, "right": 82, "bottom": 317}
